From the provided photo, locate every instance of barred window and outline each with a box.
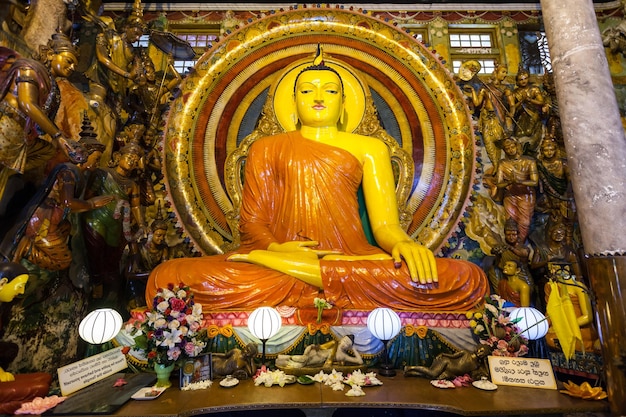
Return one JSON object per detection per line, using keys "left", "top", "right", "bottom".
{"left": 519, "top": 31, "right": 550, "bottom": 74}
{"left": 452, "top": 59, "right": 497, "bottom": 76}
{"left": 170, "top": 32, "right": 218, "bottom": 75}
{"left": 449, "top": 27, "right": 501, "bottom": 77}
{"left": 449, "top": 33, "right": 492, "bottom": 48}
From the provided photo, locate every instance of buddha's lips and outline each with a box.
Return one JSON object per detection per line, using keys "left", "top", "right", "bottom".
{"left": 313, "top": 104, "right": 325, "bottom": 110}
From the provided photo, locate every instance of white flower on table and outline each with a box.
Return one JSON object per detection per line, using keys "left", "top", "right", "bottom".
{"left": 345, "top": 385, "right": 365, "bottom": 396}
{"left": 253, "top": 369, "right": 295, "bottom": 387}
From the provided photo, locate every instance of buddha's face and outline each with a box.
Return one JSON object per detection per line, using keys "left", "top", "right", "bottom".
{"left": 476, "top": 345, "right": 490, "bottom": 358}
{"left": 458, "top": 63, "right": 477, "bottom": 81}
{"left": 125, "top": 25, "right": 144, "bottom": 43}
{"left": 541, "top": 141, "right": 557, "bottom": 159}
{"left": 516, "top": 73, "right": 529, "bottom": 87}
{"left": 152, "top": 228, "right": 167, "bottom": 246}
{"left": 550, "top": 225, "right": 566, "bottom": 242}
{"left": 118, "top": 150, "right": 141, "bottom": 171}
{"left": 51, "top": 51, "right": 78, "bottom": 78}
{"left": 0, "top": 273, "right": 28, "bottom": 302}
{"left": 494, "top": 66, "right": 507, "bottom": 81}
{"left": 504, "top": 229, "right": 518, "bottom": 245}
{"left": 502, "top": 261, "right": 519, "bottom": 276}
{"left": 295, "top": 69, "right": 343, "bottom": 127}
{"left": 503, "top": 139, "right": 518, "bottom": 156}
{"left": 338, "top": 336, "right": 352, "bottom": 350}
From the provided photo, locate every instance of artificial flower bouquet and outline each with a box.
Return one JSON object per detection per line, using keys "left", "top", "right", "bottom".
{"left": 128, "top": 283, "right": 207, "bottom": 367}
{"left": 314, "top": 297, "right": 333, "bottom": 323}
{"left": 468, "top": 294, "right": 529, "bottom": 357}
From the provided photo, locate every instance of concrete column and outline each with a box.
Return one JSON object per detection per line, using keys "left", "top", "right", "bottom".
{"left": 21, "top": 0, "right": 69, "bottom": 52}
{"left": 540, "top": 0, "right": 626, "bottom": 415}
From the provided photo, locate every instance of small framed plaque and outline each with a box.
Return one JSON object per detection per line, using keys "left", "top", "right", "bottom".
{"left": 488, "top": 356, "right": 557, "bottom": 390}
{"left": 180, "top": 353, "right": 212, "bottom": 388}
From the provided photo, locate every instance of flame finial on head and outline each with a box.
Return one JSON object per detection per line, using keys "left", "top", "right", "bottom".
{"left": 313, "top": 44, "right": 324, "bottom": 66}
{"left": 48, "top": 31, "right": 79, "bottom": 57}
{"left": 127, "top": 0, "right": 146, "bottom": 30}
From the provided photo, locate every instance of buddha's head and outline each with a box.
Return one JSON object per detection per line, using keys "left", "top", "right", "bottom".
{"left": 504, "top": 218, "right": 519, "bottom": 245}
{"left": 516, "top": 67, "right": 530, "bottom": 87}
{"left": 124, "top": 0, "right": 147, "bottom": 43}
{"left": 493, "top": 61, "right": 508, "bottom": 81}
{"left": 0, "top": 262, "right": 29, "bottom": 303}
{"left": 273, "top": 46, "right": 366, "bottom": 133}
{"left": 293, "top": 61, "right": 345, "bottom": 128}
{"left": 476, "top": 344, "right": 492, "bottom": 358}
{"left": 458, "top": 60, "right": 481, "bottom": 81}
{"left": 150, "top": 219, "right": 169, "bottom": 246}
{"left": 502, "top": 260, "right": 521, "bottom": 278}
{"left": 540, "top": 137, "right": 558, "bottom": 159}
{"left": 44, "top": 32, "right": 79, "bottom": 78}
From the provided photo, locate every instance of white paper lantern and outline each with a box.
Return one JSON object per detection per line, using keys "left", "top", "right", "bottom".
{"left": 247, "top": 306, "right": 282, "bottom": 341}
{"left": 509, "top": 307, "right": 549, "bottom": 340}
{"left": 367, "top": 307, "right": 402, "bottom": 341}
{"left": 79, "top": 308, "right": 123, "bottom": 344}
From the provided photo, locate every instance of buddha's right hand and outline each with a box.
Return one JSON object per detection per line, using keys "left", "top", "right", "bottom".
{"left": 268, "top": 241, "right": 342, "bottom": 257}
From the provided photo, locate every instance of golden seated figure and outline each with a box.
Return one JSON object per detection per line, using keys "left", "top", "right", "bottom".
{"left": 146, "top": 49, "right": 488, "bottom": 312}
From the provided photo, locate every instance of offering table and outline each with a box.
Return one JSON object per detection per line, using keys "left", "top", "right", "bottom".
{"left": 86, "top": 376, "right": 607, "bottom": 417}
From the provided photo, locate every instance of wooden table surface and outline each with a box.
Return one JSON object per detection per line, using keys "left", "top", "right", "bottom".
{"left": 63, "top": 375, "right": 609, "bottom": 417}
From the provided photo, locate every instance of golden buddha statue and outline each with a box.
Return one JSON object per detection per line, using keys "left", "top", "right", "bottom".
{"left": 146, "top": 50, "right": 489, "bottom": 312}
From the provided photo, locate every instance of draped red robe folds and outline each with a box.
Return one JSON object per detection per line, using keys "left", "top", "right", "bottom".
{"left": 147, "top": 132, "right": 488, "bottom": 312}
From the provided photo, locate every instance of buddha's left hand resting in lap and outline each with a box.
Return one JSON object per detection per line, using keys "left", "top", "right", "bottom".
{"left": 146, "top": 52, "right": 488, "bottom": 312}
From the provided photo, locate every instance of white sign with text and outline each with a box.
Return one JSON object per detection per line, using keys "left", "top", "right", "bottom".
{"left": 488, "top": 356, "right": 557, "bottom": 390}
{"left": 57, "top": 347, "right": 128, "bottom": 396}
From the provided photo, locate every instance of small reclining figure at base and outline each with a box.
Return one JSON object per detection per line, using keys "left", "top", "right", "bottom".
{"left": 404, "top": 344, "right": 491, "bottom": 380}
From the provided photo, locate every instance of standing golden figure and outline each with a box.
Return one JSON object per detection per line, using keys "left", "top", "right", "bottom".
{"left": 0, "top": 43, "right": 86, "bottom": 202}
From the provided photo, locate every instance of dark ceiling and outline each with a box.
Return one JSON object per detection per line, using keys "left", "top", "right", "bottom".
{"left": 101, "top": 0, "right": 616, "bottom": 4}
{"left": 98, "top": 0, "right": 620, "bottom": 14}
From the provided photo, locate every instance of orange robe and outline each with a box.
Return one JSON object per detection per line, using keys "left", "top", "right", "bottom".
{"left": 147, "top": 132, "right": 488, "bottom": 311}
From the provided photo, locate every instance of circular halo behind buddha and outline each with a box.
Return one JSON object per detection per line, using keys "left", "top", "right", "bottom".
{"left": 162, "top": 6, "right": 476, "bottom": 255}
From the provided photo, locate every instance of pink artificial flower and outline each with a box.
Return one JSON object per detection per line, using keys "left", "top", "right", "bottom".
{"left": 189, "top": 321, "right": 200, "bottom": 332}
{"left": 497, "top": 339, "right": 509, "bottom": 351}
{"left": 130, "top": 309, "right": 148, "bottom": 322}
{"left": 113, "top": 378, "right": 127, "bottom": 387}
{"left": 170, "top": 298, "right": 187, "bottom": 312}
{"left": 184, "top": 342, "right": 196, "bottom": 356}
{"left": 167, "top": 347, "right": 181, "bottom": 361}
{"left": 14, "top": 396, "right": 66, "bottom": 414}
{"left": 452, "top": 374, "right": 472, "bottom": 387}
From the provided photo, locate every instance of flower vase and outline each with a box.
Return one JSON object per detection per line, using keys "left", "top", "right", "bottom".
{"left": 154, "top": 363, "right": 175, "bottom": 388}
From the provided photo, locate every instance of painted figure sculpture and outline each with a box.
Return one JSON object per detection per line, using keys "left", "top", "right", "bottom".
{"left": 0, "top": 44, "right": 86, "bottom": 203}
{"left": 212, "top": 343, "right": 258, "bottom": 379}
{"left": 404, "top": 344, "right": 492, "bottom": 380}
{"left": 275, "top": 335, "right": 363, "bottom": 370}
{"left": 146, "top": 50, "right": 489, "bottom": 312}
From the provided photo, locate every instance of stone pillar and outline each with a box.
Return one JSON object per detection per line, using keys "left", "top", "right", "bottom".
{"left": 540, "top": 0, "right": 626, "bottom": 415}
{"left": 21, "top": 0, "right": 69, "bottom": 53}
